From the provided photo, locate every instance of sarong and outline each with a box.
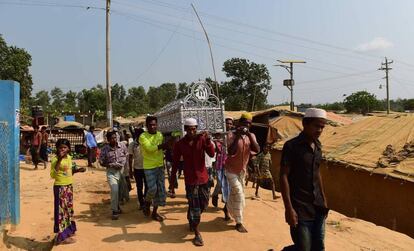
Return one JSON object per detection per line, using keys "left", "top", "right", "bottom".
{"left": 30, "top": 146, "right": 40, "bottom": 165}
{"left": 53, "top": 185, "right": 77, "bottom": 243}
{"left": 225, "top": 170, "right": 245, "bottom": 224}
{"left": 144, "top": 166, "right": 166, "bottom": 207}
{"left": 40, "top": 143, "right": 48, "bottom": 162}
{"left": 186, "top": 183, "right": 210, "bottom": 226}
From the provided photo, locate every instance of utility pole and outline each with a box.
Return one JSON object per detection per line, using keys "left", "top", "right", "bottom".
{"left": 274, "top": 60, "right": 306, "bottom": 111}
{"left": 80, "top": 114, "right": 88, "bottom": 125}
{"left": 378, "top": 57, "right": 393, "bottom": 114}
{"left": 106, "top": 0, "right": 113, "bottom": 127}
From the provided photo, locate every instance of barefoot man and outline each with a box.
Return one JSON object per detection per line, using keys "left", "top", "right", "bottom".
{"left": 225, "top": 113, "right": 259, "bottom": 233}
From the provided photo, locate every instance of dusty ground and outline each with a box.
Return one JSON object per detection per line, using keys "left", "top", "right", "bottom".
{"left": 1, "top": 160, "right": 414, "bottom": 251}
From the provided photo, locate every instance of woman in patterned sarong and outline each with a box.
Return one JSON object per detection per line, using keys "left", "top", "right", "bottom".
{"left": 51, "top": 139, "right": 85, "bottom": 245}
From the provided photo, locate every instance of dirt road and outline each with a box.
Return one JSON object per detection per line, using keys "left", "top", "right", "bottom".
{"left": 2, "top": 160, "right": 414, "bottom": 250}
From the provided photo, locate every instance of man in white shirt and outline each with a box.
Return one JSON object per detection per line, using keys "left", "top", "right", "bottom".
{"left": 128, "top": 128, "right": 147, "bottom": 210}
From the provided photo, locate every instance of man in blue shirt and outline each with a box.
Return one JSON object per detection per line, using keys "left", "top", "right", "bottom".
{"left": 85, "top": 126, "right": 98, "bottom": 167}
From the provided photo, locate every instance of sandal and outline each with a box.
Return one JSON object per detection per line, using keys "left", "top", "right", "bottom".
{"left": 151, "top": 213, "right": 164, "bottom": 222}
{"left": 192, "top": 234, "right": 204, "bottom": 247}
{"left": 143, "top": 202, "right": 151, "bottom": 216}
{"left": 56, "top": 237, "right": 76, "bottom": 245}
{"left": 236, "top": 223, "right": 248, "bottom": 233}
{"left": 77, "top": 167, "right": 86, "bottom": 173}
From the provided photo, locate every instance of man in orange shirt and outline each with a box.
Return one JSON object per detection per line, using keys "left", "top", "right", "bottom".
{"left": 225, "top": 113, "right": 259, "bottom": 233}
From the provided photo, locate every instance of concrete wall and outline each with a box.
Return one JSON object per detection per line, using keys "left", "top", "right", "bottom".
{"left": 270, "top": 149, "right": 414, "bottom": 238}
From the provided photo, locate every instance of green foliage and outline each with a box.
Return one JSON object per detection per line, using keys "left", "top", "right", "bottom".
{"left": 344, "top": 91, "right": 380, "bottom": 114}
{"left": 221, "top": 58, "right": 271, "bottom": 111}
{"left": 50, "top": 87, "right": 65, "bottom": 113}
{"left": 64, "top": 90, "right": 78, "bottom": 112}
{"left": 147, "top": 83, "right": 177, "bottom": 112}
{"left": 77, "top": 85, "right": 106, "bottom": 114}
{"left": 177, "top": 82, "right": 189, "bottom": 99}
{"left": 32, "top": 90, "right": 51, "bottom": 113}
{"left": 111, "top": 83, "right": 127, "bottom": 116}
{"left": 403, "top": 99, "right": 414, "bottom": 111}
{"left": 316, "top": 102, "right": 345, "bottom": 111}
{"left": 0, "top": 35, "right": 33, "bottom": 108}
{"left": 125, "top": 86, "right": 148, "bottom": 115}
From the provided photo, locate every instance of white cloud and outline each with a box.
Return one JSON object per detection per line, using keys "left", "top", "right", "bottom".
{"left": 356, "top": 37, "right": 393, "bottom": 52}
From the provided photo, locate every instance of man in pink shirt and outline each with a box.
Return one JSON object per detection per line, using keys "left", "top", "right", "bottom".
{"left": 225, "top": 113, "right": 259, "bottom": 233}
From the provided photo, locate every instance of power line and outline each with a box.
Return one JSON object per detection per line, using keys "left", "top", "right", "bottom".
{"left": 297, "top": 78, "right": 381, "bottom": 92}
{"left": 126, "top": 8, "right": 188, "bottom": 85}
{"left": 127, "top": 0, "right": 382, "bottom": 60}
{"left": 110, "top": 0, "right": 381, "bottom": 69}
{"left": 110, "top": 9, "right": 369, "bottom": 74}
{"left": 0, "top": 0, "right": 105, "bottom": 10}
{"left": 297, "top": 70, "right": 378, "bottom": 85}
{"left": 112, "top": 9, "right": 387, "bottom": 91}
{"left": 131, "top": 0, "right": 414, "bottom": 73}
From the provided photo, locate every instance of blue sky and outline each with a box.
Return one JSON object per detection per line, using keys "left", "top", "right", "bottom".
{"left": 1, "top": 0, "right": 414, "bottom": 105}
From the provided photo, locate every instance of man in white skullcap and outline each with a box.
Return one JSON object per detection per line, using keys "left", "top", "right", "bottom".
{"left": 171, "top": 118, "right": 215, "bottom": 247}
{"left": 280, "top": 108, "right": 328, "bottom": 251}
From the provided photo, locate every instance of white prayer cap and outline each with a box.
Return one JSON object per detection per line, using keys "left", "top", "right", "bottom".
{"left": 304, "top": 108, "right": 327, "bottom": 119}
{"left": 184, "top": 118, "right": 198, "bottom": 126}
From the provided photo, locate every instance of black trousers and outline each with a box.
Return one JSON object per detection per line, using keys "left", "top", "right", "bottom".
{"left": 133, "top": 169, "right": 148, "bottom": 206}
{"left": 87, "top": 147, "right": 96, "bottom": 166}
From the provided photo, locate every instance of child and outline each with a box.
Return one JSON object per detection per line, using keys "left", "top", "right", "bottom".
{"left": 255, "top": 144, "right": 277, "bottom": 200}
{"left": 51, "top": 139, "right": 85, "bottom": 245}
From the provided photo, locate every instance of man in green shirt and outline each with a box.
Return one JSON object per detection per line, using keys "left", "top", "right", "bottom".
{"left": 139, "top": 116, "right": 168, "bottom": 221}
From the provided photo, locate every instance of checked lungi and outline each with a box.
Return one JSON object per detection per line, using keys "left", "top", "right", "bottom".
{"left": 144, "top": 166, "right": 166, "bottom": 207}
{"left": 186, "top": 183, "right": 210, "bottom": 227}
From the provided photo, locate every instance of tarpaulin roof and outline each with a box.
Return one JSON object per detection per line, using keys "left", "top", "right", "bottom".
{"left": 270, "top": 113, "right": 414, "bottom": 182}
{"left": 320, "top": 115, "right": 414, "bottom": 181}
{"left": 54, "top": 121, "right": 84, "bottom": 129}
{"left": 114, "top": 116, "right": 146, "bottom": 126}
{"left": 224, "top": 111, "right": 247, "bottom": 120}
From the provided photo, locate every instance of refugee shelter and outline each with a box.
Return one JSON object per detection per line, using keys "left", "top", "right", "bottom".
{"left": 269, "top": 113, "right": 414, "bottom": 238}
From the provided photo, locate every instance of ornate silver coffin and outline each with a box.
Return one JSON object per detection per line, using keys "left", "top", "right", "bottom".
{"left": 155, "top": 81, "right": 226, "bottom": 135}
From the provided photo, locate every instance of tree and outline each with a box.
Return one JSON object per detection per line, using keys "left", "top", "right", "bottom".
{"left": 403, "top": 99, "right": 414, "bottom": 111}
{"left": 64, "top": 90, "right": 78, "bottom": 112}
{"left": 147, "top": 83, "right": 177, "bottom": 112}
{"left": 221, "top": 58, "right": 271, "bottom": 111}
{"left": 77, "top": 85, "right": 106, "bottom": 120}
{"left": 317, "top": 102, "right": 345, "bottom": 111}
{"left": 344, "top": 91, "right": 380, "bottom": 114}
{"left": 50, "top": 87, "right": 65, "bottom": 113}
{"left": 32, "top": 90, "right": 51, "bottom": 113}
{"left": 177, "top": 82, "right": 189, "bottom": 99}
{"left": 111, "top": 83, "right": 126, "bottom": 116}
{"left": 0, "top": 35, "right": 33, "bottom": 109}
{"left": 125, "top": 86, "right": 148, "bottom": 117}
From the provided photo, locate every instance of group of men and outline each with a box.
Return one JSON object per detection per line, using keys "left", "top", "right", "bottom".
{"left": 98, "top": 108, "right": 329, "bottom": 250}
{"left": 30, "top": 125, "right": 49, "bottom": 169}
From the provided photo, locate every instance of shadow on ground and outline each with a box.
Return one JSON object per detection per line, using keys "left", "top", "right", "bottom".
{"left": 101, "top": 217, "right": 234, "bottom": 244}
{"left": 2, "top": 229, "right": 53, "bottom": 251}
